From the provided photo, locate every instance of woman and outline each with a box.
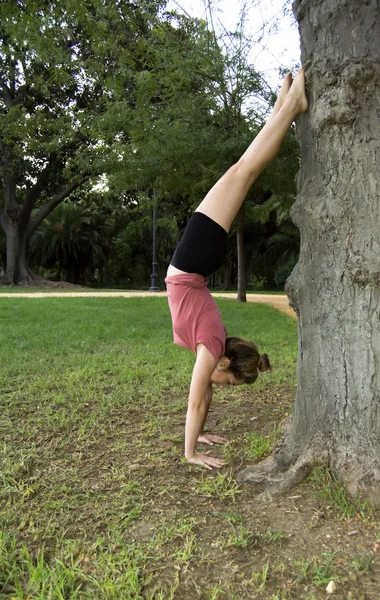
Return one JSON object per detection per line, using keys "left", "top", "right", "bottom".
{"left": 166, "top": 70, "right": 308, "bottom": 470}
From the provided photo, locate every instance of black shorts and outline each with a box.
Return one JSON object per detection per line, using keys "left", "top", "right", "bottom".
{"left": 171, "top": 212, "right": 228, "bottom": 277}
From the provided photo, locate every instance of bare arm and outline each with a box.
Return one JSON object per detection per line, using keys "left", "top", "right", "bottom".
{"left": 185, "top": 344, "right": 225, "bottom": 470}
{"left": 199, "top": 382, "right": 212, "bottom": 432}
{"left": 197, "top": 383, "right": 228, "bottom": 446}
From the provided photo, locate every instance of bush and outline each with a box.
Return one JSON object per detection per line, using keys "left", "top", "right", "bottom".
{"left": 247, "top": 275, "right": 267, "bottom": 291}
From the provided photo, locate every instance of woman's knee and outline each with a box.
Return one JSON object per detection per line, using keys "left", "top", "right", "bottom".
{"left": 227, "top": 156, "right": 255, "bottom": 181}
{"left": 226, "top": 162, "right": 242, "bottom": 178}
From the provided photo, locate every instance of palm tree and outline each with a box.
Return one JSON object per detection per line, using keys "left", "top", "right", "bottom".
{"left": 29, "top": 203, "right": 106, "bottom": 284}
{"left": 265, "top": 221, "right": 300, "bottom": 288}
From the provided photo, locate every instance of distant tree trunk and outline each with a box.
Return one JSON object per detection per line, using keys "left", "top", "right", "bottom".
{"left": 238, "top": 0, "right": 380, "bottom": 506}
{"left": 0, "top": 175, "right": 40, "bottom": 286}
{"left": 3, "top": 225, "right": 35, "bottom": 285}
{"left": 0, "top": 165, "right": 85, "bottom": 286}
{"left": 236, "top": 204, "right": 246, "bottom": 302}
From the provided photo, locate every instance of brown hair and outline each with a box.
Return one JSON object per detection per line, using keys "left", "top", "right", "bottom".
{"left": 223, "top": 336, "right": 272, "bottom": 384}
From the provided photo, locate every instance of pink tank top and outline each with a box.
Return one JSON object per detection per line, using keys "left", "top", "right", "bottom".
{"left": 165, "top": 273, "right": 227, "bottom": 363}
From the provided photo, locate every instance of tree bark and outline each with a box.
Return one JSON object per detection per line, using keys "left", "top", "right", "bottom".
{"left": 0, "top": 173, "right": 86, "bottom": 286}
{"left": 238, "top": 0, "right": 380, "bottom": 506}
{"left": 0, "top": 156, "right": 39, "bottom": 285}
{"left": 236, "top": 204, "right": 247, "bottom": 302}
{"left": 1, "top": 218, "right": 42, "bottom": 286}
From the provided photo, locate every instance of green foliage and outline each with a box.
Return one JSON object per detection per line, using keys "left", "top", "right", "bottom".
{"left": 274, "top": 255, "right": 298, "bottom": 289}
{"left": 0, "top": 0, "right": 300, "bottom": 290}
{"left": 109, "top": 195, "right": 178, "bottom": 287}
{"left": 0, "top": 1, "right": 207, "bottom": 283}
{"left": 29, "top": 201, "right": 105, "bottom": 281}
{"left": 0, "top": 0, "right": 156, "bottom": 183}
{"left": 247, "top": 274, "right": 267, "bottom": 291}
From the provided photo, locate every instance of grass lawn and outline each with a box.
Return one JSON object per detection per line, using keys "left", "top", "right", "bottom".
{"left": 0, "top": 297, "right": 379, "bottom": 599}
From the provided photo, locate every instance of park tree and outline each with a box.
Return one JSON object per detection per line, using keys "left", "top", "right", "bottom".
{"left": 239, "top": 0, "right": 380, "bottom": 506}
{"left": 0, "top": 0, "right": 299, "bottom": 289}
{"left": 0, "top": 0, "right": 166, "bottom": 286}
{"left": 0, "top": 0, "right": 245, "bottom": 287}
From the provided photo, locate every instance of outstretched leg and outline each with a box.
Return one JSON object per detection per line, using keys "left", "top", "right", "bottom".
{"left": 195, "top": 69, "right": 308, "bottom": 233}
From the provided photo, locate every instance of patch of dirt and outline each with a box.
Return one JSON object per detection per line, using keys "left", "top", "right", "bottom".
{"left": 75, "top": 392, "right": 380, "bottom": 597}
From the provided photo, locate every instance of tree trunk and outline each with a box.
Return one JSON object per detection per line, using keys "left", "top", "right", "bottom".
{"left": 238, "top": 0, "right": 380, "bottom": 506}
{"left": 0, "top": 216, "right": 43, "bottom": 286}
{"left": 236, "top": 204, "right": 246, "bottom": 302}
{"left": 0, "top": 177, "right": 40, "bottom": 286}
{"left": 0, "top": 169, "right": 86, "bottom": 286}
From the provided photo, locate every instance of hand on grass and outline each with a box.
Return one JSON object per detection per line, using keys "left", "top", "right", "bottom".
{"left": 197, "top": 433, "right": 228, "bottom": 446}
{"left": 187, "top": 452, "right": 225, "bottom": 470}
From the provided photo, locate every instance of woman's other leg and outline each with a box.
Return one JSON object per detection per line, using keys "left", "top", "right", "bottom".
{"left": 195, "top": 69, "right": 308, "bottom": 233}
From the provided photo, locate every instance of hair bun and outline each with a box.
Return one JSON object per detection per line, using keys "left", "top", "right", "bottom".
{"left": 258, "top": 353, "right": 272, "bottom": 372}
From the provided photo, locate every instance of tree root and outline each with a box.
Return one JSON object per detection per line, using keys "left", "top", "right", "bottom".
{"left": 331, "top": 456, "right": 380, "bottom": 508}
{"left": 0, "top": 274, "right": 85, "bottom": 289}
{"left": 0, "top": 270, "right": 42, "bottom": 287}
{"left": 237, "top": 446, "right": 329, "bottom": 503}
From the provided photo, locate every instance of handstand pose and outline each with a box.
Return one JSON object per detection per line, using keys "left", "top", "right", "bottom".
{"left": 166, "top": 70, "right": 308, "bottom": 470}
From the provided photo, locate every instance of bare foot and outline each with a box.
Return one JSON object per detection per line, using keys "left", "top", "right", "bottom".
{"left": 285, "top": 68, "right": 308, "bottom": 114}
{"left": 268, "top": 73, "right": 293, "bottom": 122}
{"left": 275, "top": 72, "right": 293, "bottom": 111}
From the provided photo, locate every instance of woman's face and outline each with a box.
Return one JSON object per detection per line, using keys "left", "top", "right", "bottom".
{"left": 210, "top": 367, "right": 243, "bottom": 387}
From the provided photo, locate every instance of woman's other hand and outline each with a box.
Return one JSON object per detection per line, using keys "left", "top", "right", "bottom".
{"left": 186, "top": 452, "right": 225, "bottom": 470}
{"left": 197, "top": 433, "right": 228, "bottom": 446}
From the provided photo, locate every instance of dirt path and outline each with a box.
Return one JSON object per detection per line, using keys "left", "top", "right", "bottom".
{"left": 0, "top": 290, "right": 296, "bottom": 318}
{"left": 213, "top": 292, "right": 296, "bottom": 319}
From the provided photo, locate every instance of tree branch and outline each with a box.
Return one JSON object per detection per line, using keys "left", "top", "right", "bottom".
{"left": 19, "top": 156, "right": 60, "bottom": 227}
{"left": 21, "top": 133, "right": 92, "bottom": 226}
{"left": 26, "top": 175, "right": 88, "bottom": 239}
{"left": 0, "top": 79, "right": 13, "bottom": 107}
{"left": 10, "top": 58, "right": 16, "bottom": 98}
